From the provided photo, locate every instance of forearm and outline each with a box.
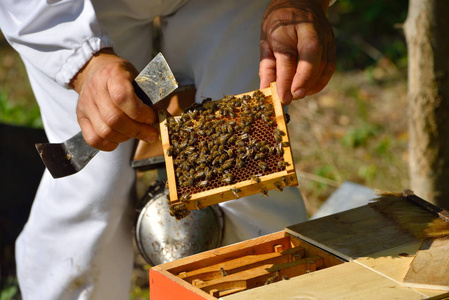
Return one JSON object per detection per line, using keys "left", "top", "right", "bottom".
{"left": 0, "top": 0, "right": 113, "bottom": 88}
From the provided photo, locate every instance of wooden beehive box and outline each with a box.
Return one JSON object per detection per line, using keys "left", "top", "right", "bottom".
{"left": 159, "top": 83, "right": 297, "bottom": 215}
{"left": 149, "top": 204, "right": 449, "bottom": 299}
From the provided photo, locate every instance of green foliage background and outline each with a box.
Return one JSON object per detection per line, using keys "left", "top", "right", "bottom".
{"left": 329, "top": 0, "right": 408, "bottom": 70}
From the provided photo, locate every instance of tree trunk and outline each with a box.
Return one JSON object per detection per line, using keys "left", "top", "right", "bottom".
{"left": 404, "top": 0, "right": 449, "bottom": 209}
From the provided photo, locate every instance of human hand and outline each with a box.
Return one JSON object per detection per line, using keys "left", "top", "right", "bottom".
{"left": 70, "top": 48, "right": 158, "bottom": 151}
{"left": 260, "top": 0, "right": 336, "bottom": 105}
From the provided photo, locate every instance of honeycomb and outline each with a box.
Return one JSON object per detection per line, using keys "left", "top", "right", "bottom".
{"left": 164, "top": 90, "right": 291, "bottom": 204}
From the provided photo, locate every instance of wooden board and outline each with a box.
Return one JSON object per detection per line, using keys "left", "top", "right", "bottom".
{"left": 286, "top": 205, "right": 419, "bottom": 261}
{"left": 222, "top": 261, "right": 427, "bottom": 300}
{"left": 403, "top": 238, "right": 449, "bottom": 291}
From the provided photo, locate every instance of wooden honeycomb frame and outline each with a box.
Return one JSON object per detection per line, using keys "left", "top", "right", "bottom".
{"left": 159, "top": 83, "right": 297, "bottom": 212}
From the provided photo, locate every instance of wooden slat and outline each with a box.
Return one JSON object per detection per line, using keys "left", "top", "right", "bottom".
{"left": 403, "top": 238, "right": 449, "bottom": 291}
{"left": 269, "top": 83, "right": 296, "bottom": 174}
{"left": 178, "top": 246, "right": 305, "bottom": 283}
{"left": 159, "top": 111, "right": 179, "bottom": 202}
{"left": 160, "top": 231, "right": 290, "bottom": 275}
{"left": 181, "top": 171, "right": 297, "bottom": 211}
{"left": 199, "top": 256, "right": 323, "bottom": 297}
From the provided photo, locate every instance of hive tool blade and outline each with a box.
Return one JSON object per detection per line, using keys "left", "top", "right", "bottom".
{"left": 35, "top": 53, "right": 178, "bottom": 178}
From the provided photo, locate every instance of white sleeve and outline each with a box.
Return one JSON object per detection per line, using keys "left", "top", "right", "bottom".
{"left": 0, "top": 0, "right": 114, "bottom": 88}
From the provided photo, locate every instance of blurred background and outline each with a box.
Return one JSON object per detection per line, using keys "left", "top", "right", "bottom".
{"left": 0, "top": 0, "right": 409, "bottom": 299}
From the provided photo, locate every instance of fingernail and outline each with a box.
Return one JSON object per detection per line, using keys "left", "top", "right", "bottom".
{"left": 293, "top": 88, "right": 307, "bottom": 99}
{"left": 145, "top": 133, "right": 158, "bottom": 143}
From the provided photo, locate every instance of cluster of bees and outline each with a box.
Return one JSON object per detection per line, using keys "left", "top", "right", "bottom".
{"left": 165, "top": 90, "right": 291, "bottom": 219}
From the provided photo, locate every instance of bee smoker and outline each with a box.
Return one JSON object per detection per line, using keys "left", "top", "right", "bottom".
{"left": 135, "top": 180, "right": 224, "bottom": 266}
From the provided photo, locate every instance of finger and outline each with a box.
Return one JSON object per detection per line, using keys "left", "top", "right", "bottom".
{"left": 79, "top": 88, "right": 131, "bottom": 144}
{"left": 291, "top": 30, "right": 323, "bottom": 100}
{"left": 259, "top": 40, "right": 277, "bottom": 89}
{"left": 77, "top": 112, "right": 120, "bottom": 151}
{"left": 93, "top": 93, "right": 159, "bottom": 144}
{"left": 305, "top": 47, "right": 327, "bottom": 96}
{"left": 274, "top": 50, "right": 298, "bottom": 105}
{"left": 308, "top": 40, "right": 336, "bottom": 95}
{"left": 107, "top": 74, "right": 157, "bottom": 125}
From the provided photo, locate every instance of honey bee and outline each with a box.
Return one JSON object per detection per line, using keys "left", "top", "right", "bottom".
{"left": 236, "top": 139, "right": 245, "bottom": 147}
{"left": 242, "top": 125, "right": 251, "bottom": 134}
{"left": 205, "top": 168, "right": 213, "bottom": 180}
{"left": 274, "top": 182, "right": 283, "bottom": 192}
{"left": 211, "top": 156, "right": 220, "bottom": 166}
{"left": 180, "top": 193, "right": 192, "bottom": 202}
{"left": 235, "top": 157, "right": 244, "bottom": 168}
{"left": 230, "top": 187, "right": 241, "bottom": 198}
{"left": 277, "top": 161, "right": 290, "bottom": 168}
{"left": 275, "top": 128, "right": 286, "bottom": 136}
{"left": 196, "top": 200, "right": 203, "bottom": 210}
{"left": 276, "top": 144, "right": 284, "bottom": 155}
{"left": 218, "top": 134, "right": 230, "bottom": 145}
{"left": 220, "top": 268, "right": 228, "bottom": 277}
{"left": 260, "top": 145, "right": 269, "bottom": 153}
{"left": 274, "top": 132, "right": 283, "bottom": 143}
{"left": 197, "top": 180, "right": 209, "bottom": 188}
{"left": 254, "top": 153, "right": 266, "bottom": 160}
{"left": 180, "top": 139, "right": 188, "bottom": 148}
{"left": 281, "top": 176, "right": 289, "bottom": 186}
{"left": 169, "top": 203, "right": 190, "bottom": 220}
{"left": 250, "top": 175, "right": 261, "bottom": 183}
{"left": 194, "top": 170, "right": 205, "bottom": 181}
{"left": 222, "top": 158, "right": 234, "bottom": 170}
{"left": 219, "top": 153, "right": 229, "bottom": 164}
{"left": 264, "top": 271, "right": 279, "bottom": 285}
{"left": 260, "top": 187, "right": 269, "bottom": 196}
{"left": 258, "top": 161, "right": 268, "bottom": 171}
{"left": 222, "top": 173, "right": 234, "bottom": 184}
{"left": 227, "top": 134, "right": 237, "bottom": 144}
{"left": 240, "top": 133, "right": 249, "bottom": 140}
{"left": 181, "top": 178, "right": 194, "bottom": 188}
{"left": 202, "top": 97, "right": 212, "bottom": 104}
{"left": 167, "top": 145, "right": 175, "bottom": 157}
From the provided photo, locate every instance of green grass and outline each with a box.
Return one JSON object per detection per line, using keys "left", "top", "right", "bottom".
{"left": 0, "top": 90, "right": 42, "bottom": 128}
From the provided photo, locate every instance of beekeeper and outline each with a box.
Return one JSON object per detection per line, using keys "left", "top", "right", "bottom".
{"left": 0, "top": 0, "right": 335, "bottom": 299}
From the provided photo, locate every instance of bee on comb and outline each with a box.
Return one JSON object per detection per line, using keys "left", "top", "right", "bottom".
{"left": 160, "top": 83, "right": 298, "bottom": 217}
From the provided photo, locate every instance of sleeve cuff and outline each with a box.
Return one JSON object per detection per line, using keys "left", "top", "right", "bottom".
{"left": 55, "top": 36, "right": 114, "bottom": 88}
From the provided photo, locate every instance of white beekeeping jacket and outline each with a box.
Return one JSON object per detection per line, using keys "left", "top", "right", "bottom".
{"left": 0, "top": 0, "right": 187, "bottom": 87}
